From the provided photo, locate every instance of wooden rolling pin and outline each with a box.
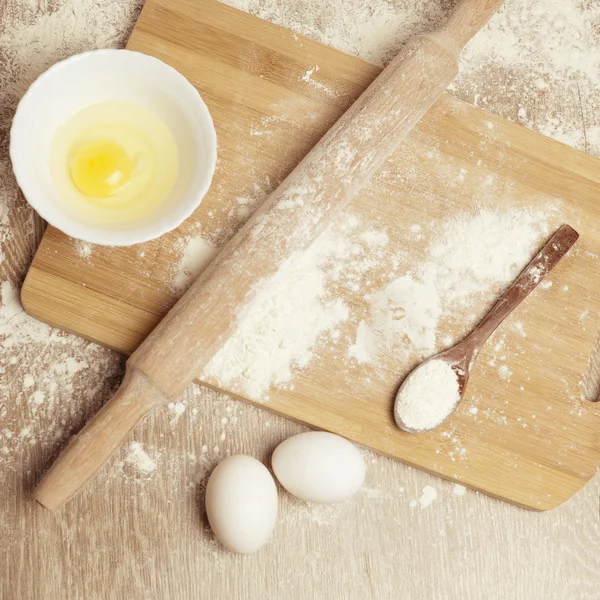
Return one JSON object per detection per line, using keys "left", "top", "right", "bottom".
{"left": 35, "top": 0, "right": 504, "bottom": 511}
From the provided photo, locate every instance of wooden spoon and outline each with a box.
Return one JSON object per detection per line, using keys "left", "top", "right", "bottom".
{"left": 394, "top": 224, "right": 580, "bottom": 433}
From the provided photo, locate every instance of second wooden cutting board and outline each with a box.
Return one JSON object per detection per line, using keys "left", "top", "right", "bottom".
{"left": 23, "top": 0, "right": 600, "bottom": 509}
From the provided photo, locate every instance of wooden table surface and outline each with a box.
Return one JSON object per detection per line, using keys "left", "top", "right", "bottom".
{"left": 1, "top": 1, "right": 599, "bottom": 598}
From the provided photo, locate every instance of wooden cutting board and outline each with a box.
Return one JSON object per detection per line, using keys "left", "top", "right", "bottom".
{"left": 22, "top": 0, "right": 600, "bottom": 510}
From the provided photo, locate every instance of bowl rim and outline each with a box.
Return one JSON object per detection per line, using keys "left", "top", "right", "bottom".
{"left": 9, "top": 48, "right": 217, "bottom": 247}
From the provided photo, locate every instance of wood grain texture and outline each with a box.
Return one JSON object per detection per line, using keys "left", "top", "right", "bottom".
{"left": 2, "top": 1, "right": 600, "bottom": 599}
{"left": 21, "top": 0, "right": 600, "bottom": 510}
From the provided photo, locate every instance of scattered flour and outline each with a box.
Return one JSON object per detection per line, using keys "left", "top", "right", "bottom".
{"left": 498, "top": 364, "right": 512, "bottom": 381}
{"left": 410, "top": 485, "right": 438, "bottom": 508}
{"left": 171, "top": 402, "right": 186, "bottom": 416}
{"left": 395, "top": 359, "right": 460, "bottom": 432}
{"left": 225, "top": 0, "right": 447, "bottom": 67}
{"left": 225, "top": 0, "right": 600, "bottom": 157}
{"left": 359, "top": 230, "right": 389, "bottom": 248}
{"left": 1, "top": 279, "right": 122, "bottom": 460}
{"left": 75, "top": 240, "right": 93, "bottom": 258}
{"left": 124, "top": 441, "right": 157, "bottom": 475}
{"left": 349, "top": 276, "right": 441, "bottom": 364}
{"left": 204, "top": 221, "right": 353, "bottom": 401}
{"left": 301, "top": 65, "right": 319, "bottom": 82}
{"left": 512, "top": 321, "right": 526, "bottom": 338}
{"left": 452, "top": 483, "right": 467, "bottom": 496}
{"left": 174, "top": 235, "right": 221, "bottom": 292}
{"left": 205, "top": 214, "right": 392, "bottom": 400}
{"left": 351, "top": 205, "right": 555, "bottom": 364}
{"left": 29, "top": 390, "right": 45, "bottom": 406}
{"left": 167, "top": 401, "right": 187, "bottom": 424}
{"left": 299, "top": 63, "right": 336, "bottom": 96}
{"left": 231, "top": 177, "right": 273, "bottom": 221}
{"left": 423, "top": 206, "right": 553, "bottom": 307}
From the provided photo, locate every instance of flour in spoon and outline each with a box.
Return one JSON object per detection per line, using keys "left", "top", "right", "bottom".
{"left": 395, "top": 359, "right": 460, "bottom": 431}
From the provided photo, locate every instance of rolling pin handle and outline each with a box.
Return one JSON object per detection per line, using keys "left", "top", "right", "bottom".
{"left": 34, "top": 368, "right": 166, "bottom": 512}
{"left": 431, "top": 0, "right": 504, "bottom": 56}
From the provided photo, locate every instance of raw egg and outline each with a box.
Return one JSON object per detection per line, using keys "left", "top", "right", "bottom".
{"left": 49, "top": 100, "right": 178, "bottom": 227}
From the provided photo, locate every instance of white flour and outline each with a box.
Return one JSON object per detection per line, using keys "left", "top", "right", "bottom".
{"left": 75, "top": 240, "right": 93, "bottom": 258}
{"left": 349, "top": 276, "right": 441, "bottom": 363}
{"left": 457, "top": 1, "right": 600, "bottom": 88}
{"left": 204, "top": 221, "right": 354, "bottom": 400}
{"left": 173, "top": 235, "right": 221, "bottom": 292}
{"left": 204, "top": 201, "right": 556, "bottom": 403}
{"left": 423, "top": 207, "right": 553, "bottom": 306}
{"left": 351, "top": 205, "right": 555, "bottom": 365}
{"left": 409, "top": 484, "right": 438, "bottom": 508}
{"left": 204, "top": 213, "right": 393, "bottom": 400}
{"left": 498, "top": 364, "right": 512, "bottom": 381}
{"left": 395, "top": 359, "right": 460, "bottom": 432}
{"left": 452, "top": 483, "right": 467, "bottom": 496}
{"left": 204, "top": 212, "right": 395, "bottom": 400}
{"left": 124, "top": 441, "right": 157, "bottom": 475}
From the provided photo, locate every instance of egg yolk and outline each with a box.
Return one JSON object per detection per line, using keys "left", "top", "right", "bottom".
{"left": 70, "top": 140, "right": 132, "bottom": 197}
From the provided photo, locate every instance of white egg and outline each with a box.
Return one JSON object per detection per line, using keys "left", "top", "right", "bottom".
{"left": 205, "top": 455, "right": 278, "bottom": 554}
{"left": 272, "top": 432, "right": 366, "bottom": 504}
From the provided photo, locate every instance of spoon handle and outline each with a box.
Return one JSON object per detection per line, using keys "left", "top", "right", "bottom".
{"left": 465, "top": 224, "right": 579, "bottom": 351}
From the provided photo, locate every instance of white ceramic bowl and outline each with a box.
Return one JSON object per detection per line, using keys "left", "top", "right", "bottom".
{"left": 10, "top": 49, "right": 217, "bottom": 246}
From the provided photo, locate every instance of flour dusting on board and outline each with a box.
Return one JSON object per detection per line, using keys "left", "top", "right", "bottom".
{"left": 204, "top": 219, "right": 356, "bottom": 400}
{"left": 204, "top": 199, "right": 559, "bottom": 401}
{"left": 75, "top": 240, "right": 93, "bottom": 258}
{"left": 204, "top": 214, "right": 393, "bottom": 400}
{"left": 351, "top": 205, "right": 557, "bottom": 365}
{"left": 349, "top": 276, "right": 440, "bottom": 362}
{"left": 174, "top": 235, "right": 221, "bottom": 292}
{"left": 224, "top": 0, "right": 600, "bottom": 157}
